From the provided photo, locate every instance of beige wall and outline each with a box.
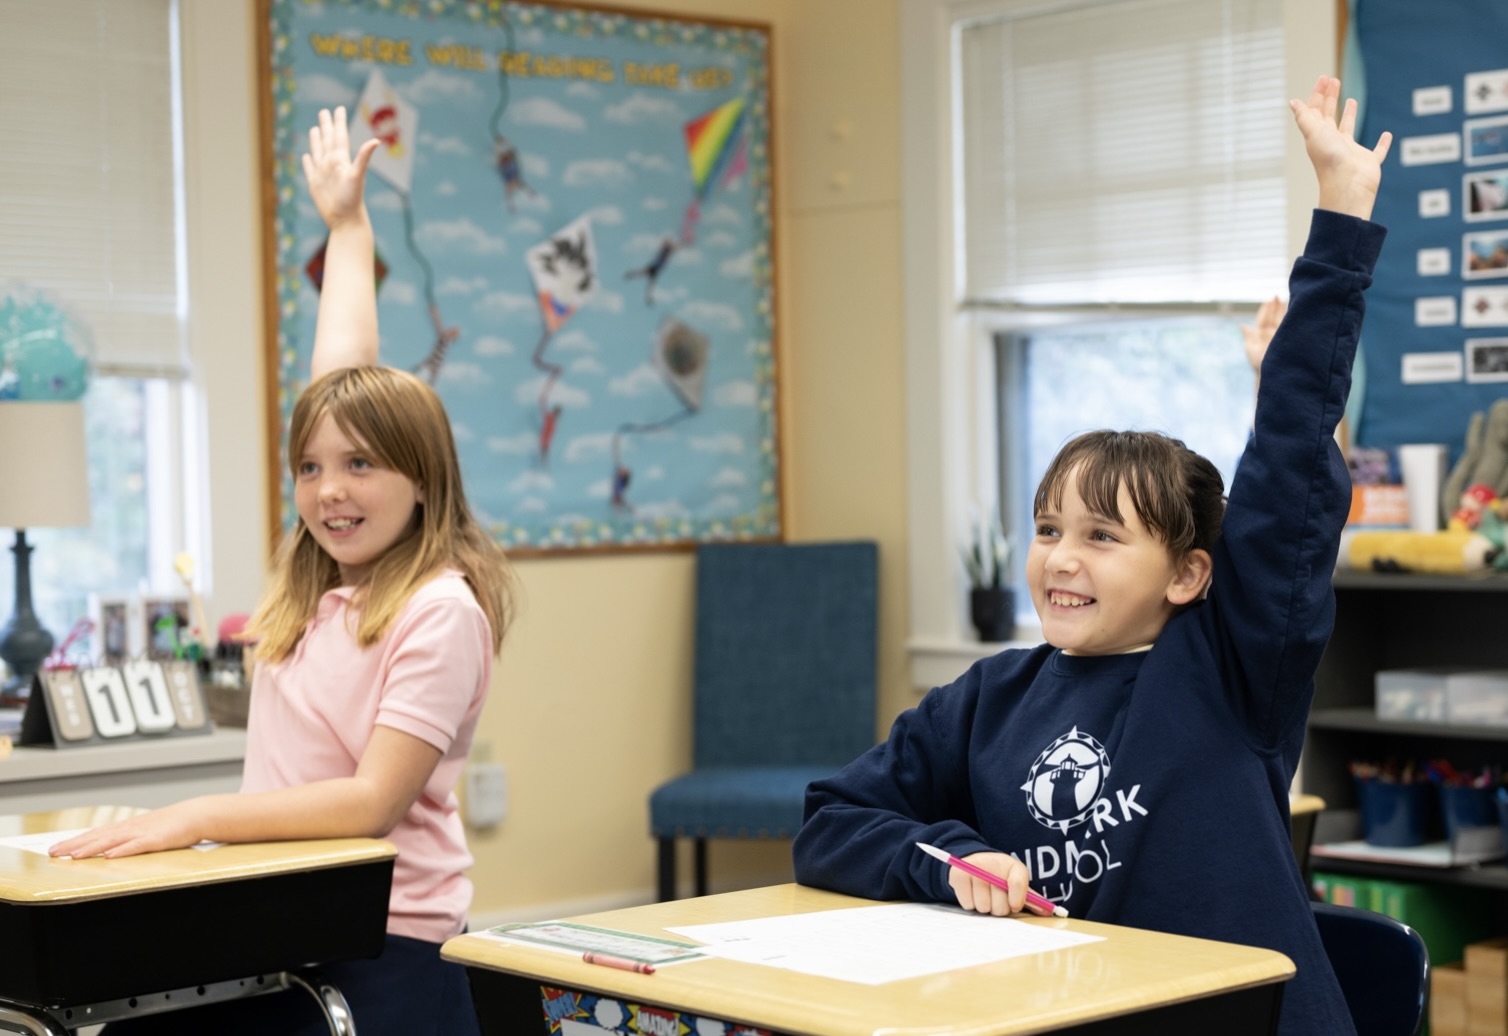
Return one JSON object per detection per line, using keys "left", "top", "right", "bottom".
{"left": 474, "top": 0, "right": 908, "bottom": 919}
{"left": 193, "top": 0, "right": 908, "bottom": 919}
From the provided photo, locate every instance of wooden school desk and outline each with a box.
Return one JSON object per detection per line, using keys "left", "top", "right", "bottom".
{"left": 443, "top": 883, "right": 1295, "bottom": 1036}
{"left": 0, "top": 807, "right": 395, "bottom": 1035}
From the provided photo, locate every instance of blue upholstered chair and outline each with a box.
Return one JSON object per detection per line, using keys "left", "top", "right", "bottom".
{"left": 648, "top": 540, "right": 878, "bottom": 902}
{"left": 1311, "top": 901, "right": 1430, "bottom": 1036}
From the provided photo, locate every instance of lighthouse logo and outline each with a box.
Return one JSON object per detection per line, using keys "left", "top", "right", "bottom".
{"left": 1020, "top": 727, "right": 1110, "bottom": 834}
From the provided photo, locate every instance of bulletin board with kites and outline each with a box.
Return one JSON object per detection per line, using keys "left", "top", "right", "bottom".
{"left": 260, "top": 0, "right": 778, "bottom": 553}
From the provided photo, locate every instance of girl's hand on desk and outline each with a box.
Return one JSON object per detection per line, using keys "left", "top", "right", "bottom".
{"left": 48, "top": 800, "right": 208, "bottom": 859}
{"left": 949, "top": 851, "right": 1042, "bottom": 917}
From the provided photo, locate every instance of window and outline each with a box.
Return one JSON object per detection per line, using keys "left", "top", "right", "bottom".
{"left": 996, "top": 318, "right": 1256, "bottom": 596}
{"left": 899, "top": 0, "right": 1329, "bottom": 678}
{"left": 957, "top": 0, "right": 1284, "bottom": 605}
{"left": 0, "top": 0, "right": 191, "bottom": 668}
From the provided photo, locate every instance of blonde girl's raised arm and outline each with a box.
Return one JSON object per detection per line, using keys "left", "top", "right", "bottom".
{"left": 302, "top": 106, "right": 382, "bottom": 379}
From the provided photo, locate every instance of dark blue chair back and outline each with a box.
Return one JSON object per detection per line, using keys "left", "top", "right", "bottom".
{"left": 1311, "top": 900, "right": 1429, "bottom": 1036}
{"left": 691, "top": 541, "right": 877, "bottom": 768}
{"left": 648, "top": 540, "right": 878, "bottom": 900}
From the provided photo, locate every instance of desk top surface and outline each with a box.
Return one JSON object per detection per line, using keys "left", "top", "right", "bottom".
{"left": 0, "top": 807, "right": 395, "bottom": 903}
{"left": 443, "top": 884, "right": 1295, "bottom": 1036}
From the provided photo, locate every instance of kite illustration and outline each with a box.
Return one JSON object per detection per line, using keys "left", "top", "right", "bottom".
{"left": 611, "top": 318, "right": 709, "bottom": 510}
{"left": 678, "top": 96, "right": 749, "bottom": 246}
{"left": 305, "top": 241, "right": 388, "bottom": 294}
{"left": 494, "top": 134, "right": 537, "bottom": 213}
{"left": 525, "top": 215, "right": 599, "bottom": 465}
{"left": 484, "top": 12, "right": 537, "bottom": 215}
{"left": 353, "top": 69, "right": 417, "bottom": 194}
{"left": 323, "top": 68, "right": 461, "bottom": 385}
{"left": 623, "top": 235, "right": 679, "bottom": 306}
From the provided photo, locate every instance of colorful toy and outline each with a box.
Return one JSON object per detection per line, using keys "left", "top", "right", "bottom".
{"left": 1342, "top": 507, "right": 1508, "bottom": 575}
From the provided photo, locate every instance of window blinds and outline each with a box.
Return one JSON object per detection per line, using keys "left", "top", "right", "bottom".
{"left": 0, "top": 0, "right": 184, "bottom": 378}
{"left": 957, "top": 0, "right": 1287, "bottom": 307}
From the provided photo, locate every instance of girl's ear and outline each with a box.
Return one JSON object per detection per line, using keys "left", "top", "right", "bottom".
{"left": 1167, "top": 548, "right": 1213, "bottom": 606}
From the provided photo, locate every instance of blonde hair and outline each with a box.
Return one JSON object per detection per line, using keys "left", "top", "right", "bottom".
{"left": 246, "top": 366, "right": 513, "bottom": 662}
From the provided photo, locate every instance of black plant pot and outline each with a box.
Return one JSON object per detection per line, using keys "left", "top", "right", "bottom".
{"left": 970, "top": 587, "right": 1016, "bottom": 642}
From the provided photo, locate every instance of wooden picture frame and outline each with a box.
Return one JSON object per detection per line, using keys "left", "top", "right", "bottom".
{"left": 256, "top": 0, "right": 781, "bottom": 556}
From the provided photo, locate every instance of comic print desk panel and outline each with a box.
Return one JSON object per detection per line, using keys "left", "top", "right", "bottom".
{"left": 542, "top": 986, "right": 773, "bottom": 1036}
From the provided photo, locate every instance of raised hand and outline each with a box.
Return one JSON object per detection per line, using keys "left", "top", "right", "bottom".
{"left": 1241, "top": 295, "right": 1287, "bottom": 390}
{"left": 302, "top": 105, "right": 380, "bottom": 231}
{"left": 1289, "top": 76, "right": 1393, "bottom": 221}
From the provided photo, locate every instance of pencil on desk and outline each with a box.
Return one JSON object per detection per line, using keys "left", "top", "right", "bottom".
{"left": 583, "top": 951, "right": 656, "bottom": 974}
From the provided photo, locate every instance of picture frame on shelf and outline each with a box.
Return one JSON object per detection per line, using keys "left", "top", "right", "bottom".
{"left": 88, "top": 595, "right": 136, "bottom": 667}
{"left": 140, "top": 597, "right": 192, "bottom": 662}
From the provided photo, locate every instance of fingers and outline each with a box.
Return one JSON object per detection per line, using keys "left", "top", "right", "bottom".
{"left": 352, "top": 137, "right": 381, "bottom": 179}
{"left": 1372, "top": 129, "right": 1394, "bottom": 164}
{"left": 947, "top": 854, "right": 1031, "bottom": 916}
{"left": 952, "top": 874, "right": 1013, "bottom": 915}
{"left": 1337, "top": 96, "right": 1357, "bottom": 139}
{"left": 333, "top": 104, "right": 350, "bottom": 154}
{"left": 1023, "top": 896, "right": 1059, "bottom": 917}
{"left": 1259, "top": 295, "right": 1286, "bottom": 333}
{"left": 1302, "top": 75, "right": 1338, "bottom": 121}
{"left": 306, "top": 106, "right": 358, "bottom": 170}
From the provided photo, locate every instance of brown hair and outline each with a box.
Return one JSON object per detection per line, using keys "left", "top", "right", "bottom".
{"left": 1034, "top": 430, "right": 1226, "bottom": 559}
{"left": 246, "top": 366, "right": 513, "bottom": 662}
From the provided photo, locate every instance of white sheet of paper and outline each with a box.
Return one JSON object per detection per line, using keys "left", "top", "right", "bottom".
{"left": 0, "top": 830, "right": 224, "bottom": 856}
{"left": 0, "top": 829, "right": 89, "bottom": 855}
{"left": 667, "top": 902, "right": 1102, "bottom": 985}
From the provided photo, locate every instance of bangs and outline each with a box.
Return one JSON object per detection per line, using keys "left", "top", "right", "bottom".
{"left": 1033, "top": 431, "right": 1197, "bottom": 550}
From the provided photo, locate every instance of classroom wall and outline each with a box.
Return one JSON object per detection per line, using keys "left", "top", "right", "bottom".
{"left": 190, "top": 0, "right": 908, "bottom": 918}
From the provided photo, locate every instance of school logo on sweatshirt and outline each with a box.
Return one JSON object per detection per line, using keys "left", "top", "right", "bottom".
{"left": 1020, "top": 727, "right": 1110, "bottom": 834}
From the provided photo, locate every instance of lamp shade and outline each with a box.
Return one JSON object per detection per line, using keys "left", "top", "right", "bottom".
{"left": 0, "top": 402, "right": 91, "bottom": 529}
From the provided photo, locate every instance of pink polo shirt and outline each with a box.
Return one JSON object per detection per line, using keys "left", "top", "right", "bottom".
{"left": 241, "top": 570, "right": 492, "bottom": 944}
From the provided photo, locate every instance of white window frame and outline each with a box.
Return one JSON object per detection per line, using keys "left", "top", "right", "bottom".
{"left": 900, "top": 0, "right": 1336, "bottom": 691}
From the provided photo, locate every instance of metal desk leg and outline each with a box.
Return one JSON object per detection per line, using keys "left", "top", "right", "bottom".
{"left": 0, "top": 969, "right": 358, "bottom": 1035}
{"left": 286, "top": 972, "right": 357, "bottom": 1036}
{"left": 0, "top": 1005, "right": 69, "bottom": 1036}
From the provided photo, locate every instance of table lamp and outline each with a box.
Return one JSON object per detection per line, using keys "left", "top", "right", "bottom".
{"left": 0, "top": 401, "right": 92, "bottom": 702}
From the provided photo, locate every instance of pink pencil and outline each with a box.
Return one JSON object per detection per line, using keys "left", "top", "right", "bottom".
{"left": 916, "top": 841, "right": 1069, "bottom": 918}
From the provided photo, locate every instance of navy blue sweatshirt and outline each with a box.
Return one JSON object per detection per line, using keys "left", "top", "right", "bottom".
{"left": 793, "top": 209, "right": 1386, "bottom": 1036}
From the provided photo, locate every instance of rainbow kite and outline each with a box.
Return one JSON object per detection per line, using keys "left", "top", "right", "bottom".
{"left": 680, "top": 97, "right": 748, "bottom": 244}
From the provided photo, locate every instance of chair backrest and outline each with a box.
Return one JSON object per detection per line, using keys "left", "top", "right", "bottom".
{"left": 1289, "top": 793, "right": 1324, "bottom": 884}
{"left": 691, "top": 541, "right": 878, "bottom": 769}
{"left": 1311, "top": 900, "right": 1430, "bottom": 1036}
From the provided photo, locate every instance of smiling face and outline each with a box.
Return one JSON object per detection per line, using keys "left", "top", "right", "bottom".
{"left": 294, "top": 412, "right": 423, "bottom": 585}
{"left": 1027, "top": 466, "right": 1209, "bottom": 656}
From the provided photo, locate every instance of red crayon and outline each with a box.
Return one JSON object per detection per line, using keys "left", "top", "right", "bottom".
{"left": 582, "top": 951, "right": 656, "bottom": 975}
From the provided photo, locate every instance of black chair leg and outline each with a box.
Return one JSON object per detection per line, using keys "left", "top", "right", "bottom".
{"left": 657, "top": 837, "right": 676, "bottom": 902}
{"left": 694, "top": 838, "right": 708, "bottom": 898}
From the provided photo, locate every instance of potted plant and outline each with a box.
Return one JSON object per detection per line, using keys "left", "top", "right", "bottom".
{"left": 962, "top": 511, "right": 1015, "bottom": 641}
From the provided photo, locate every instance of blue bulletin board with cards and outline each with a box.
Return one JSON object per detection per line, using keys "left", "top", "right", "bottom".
{"left": 258, "top": 0, "right": 780, "bottom": 554}
{"left": 1350, "top": 0, "right": 1508, "bottom": 461}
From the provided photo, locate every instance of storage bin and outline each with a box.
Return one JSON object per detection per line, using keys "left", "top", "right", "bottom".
{"left": 1375, "top": 667, "right": 1462, "bottom": 721}
{"left": 1356, "top": 777, "right": 1435, "bottom": 847}
{"left": 1438, "top": 784, "right": 1497, "bottom": 844}
{"left": 1445, "top": 670, "right": 1508, "bottom": 726}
